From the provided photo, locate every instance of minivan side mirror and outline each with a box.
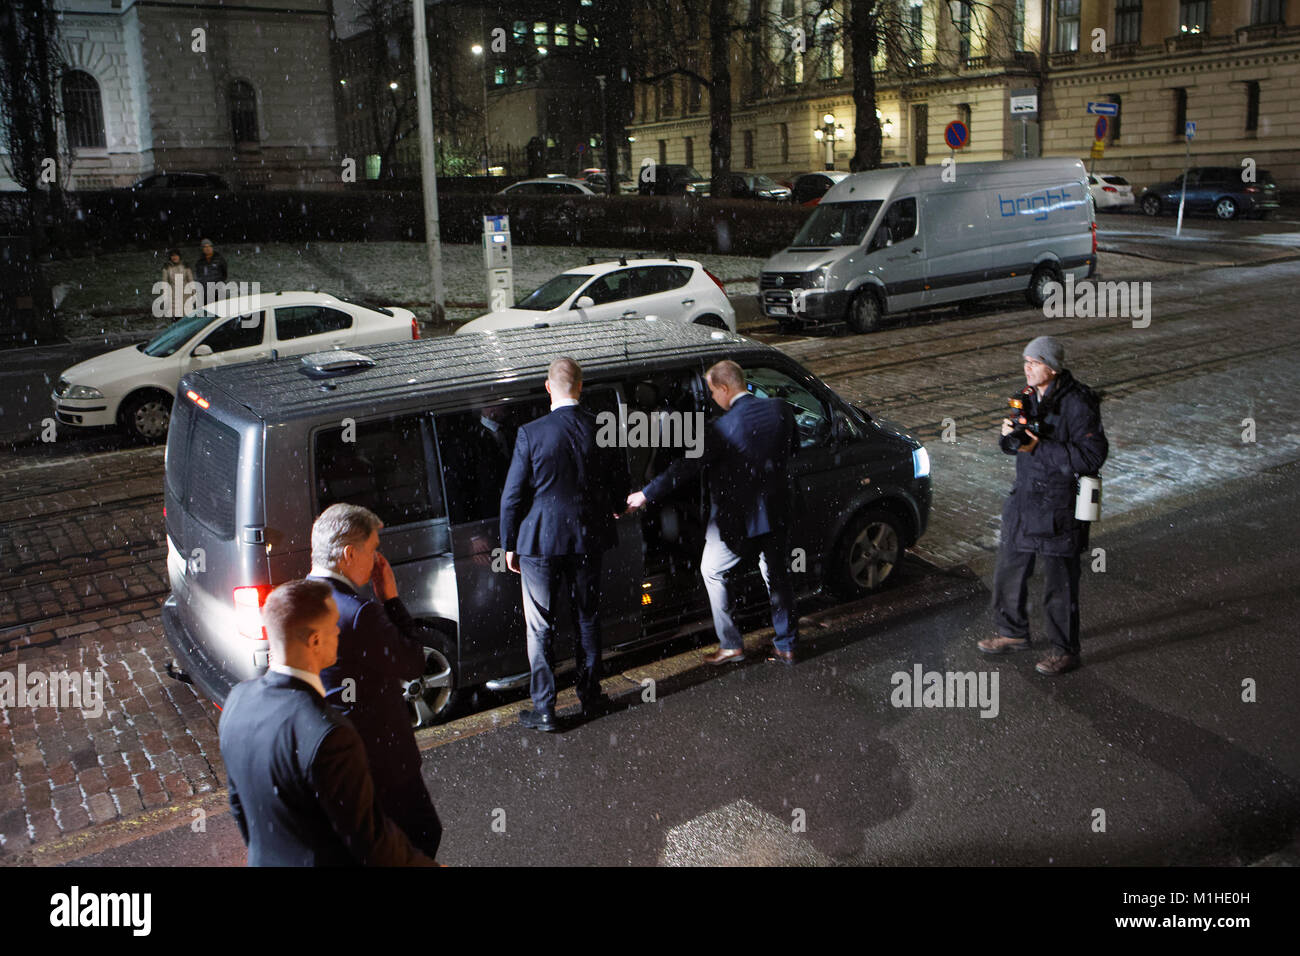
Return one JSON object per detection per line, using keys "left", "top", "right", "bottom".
{"left": 192, "top": 344, "right": 213, "bottom": 357}
{"left": 574, "top": 295, "right": 595, "bottom": 309}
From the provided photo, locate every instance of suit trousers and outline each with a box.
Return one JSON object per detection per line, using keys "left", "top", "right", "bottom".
{"left": 700, "top": 518, "right": 798, "bottom": 654}
{"left": 519, "top": 553, "right": 603, "bottom": 714}
{"left": 991, "top": 546, "right": 1082, "bottom": 656}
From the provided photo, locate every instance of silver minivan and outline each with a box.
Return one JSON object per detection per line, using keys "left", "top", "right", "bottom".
{"left": 161, "top": 322, "right": 931, "bottom": 724}
{"left": 760, "top": 159, "right": 1096, "bottom": 333}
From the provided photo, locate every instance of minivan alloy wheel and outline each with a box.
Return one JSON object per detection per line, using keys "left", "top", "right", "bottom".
{"left": 1215, "top": 197, "right": 1238, "bottom": 220}
{"left": 1141, "top": 195, "right": 1161, "bottom": 217}
{"left": 828, "top": 506, "right": 905, "bottom": 598}
{"left": 404, "top": 640, "right": 459, "bottom": 727}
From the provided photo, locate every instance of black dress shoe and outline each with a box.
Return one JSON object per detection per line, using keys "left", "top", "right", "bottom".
{"left": 766, "top": 646, "right": 797, "bottom": 665}
{"left": 519, "top": 708, "right": 559, "bottom": 732}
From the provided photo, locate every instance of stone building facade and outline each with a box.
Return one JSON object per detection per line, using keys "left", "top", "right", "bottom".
{"left": 1, "top": 0, "right": 341, "bottom": 191}
{"left": 627, "top": 0, "right": 1300, "bottom": 194}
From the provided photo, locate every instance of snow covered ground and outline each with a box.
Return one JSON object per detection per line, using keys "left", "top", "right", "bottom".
{"left": 45, "top": 242, "right": 766, "bottom": 339}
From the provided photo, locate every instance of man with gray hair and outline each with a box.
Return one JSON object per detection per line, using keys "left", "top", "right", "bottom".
{"left": 979, "top": 337, "right": 1107, "bottom": 675}
{"left": 308, "top": 503, "right": 443, "bottom": 856}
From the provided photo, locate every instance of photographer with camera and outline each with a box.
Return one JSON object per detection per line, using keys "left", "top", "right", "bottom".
{"left": 978, "top": 337, "right": 1108, "bottom": 675}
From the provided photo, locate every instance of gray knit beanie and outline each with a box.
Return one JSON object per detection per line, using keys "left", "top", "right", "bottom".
{"left": 1023, "top": 336, "right": 1064, "bottom": 372}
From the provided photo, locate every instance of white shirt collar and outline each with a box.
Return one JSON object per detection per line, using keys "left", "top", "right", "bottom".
{"left": 727, "top": 391, "right": 754, "bottom": 409}
{"left": 269, "top": 663, "right": 326, "bottom": 698}
{"left": 309, "top": 566, "right": 357, "bottom": 591}
{"left": 550, "top": 397, "right": 580, "bottom": 412}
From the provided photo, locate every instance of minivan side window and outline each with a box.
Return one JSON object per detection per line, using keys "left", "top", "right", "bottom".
{"left": 315, "top": 414, "right": 444, "bottom": 526}
{"left": 200, "top": 314, "right": 264, "bottom": 353}
{"left": 743, "top": 365, "right": 832, "bottom": 448}
{"left": 276, "top": 305, "right": 352, "bottom": 341}
{"left": 186, "top": 414, "right": 241, "bottom": 538}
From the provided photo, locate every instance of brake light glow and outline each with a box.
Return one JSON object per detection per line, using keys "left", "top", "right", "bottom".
{"left": 705, "top": 269, "right": 726, "bottom": 293}
{"left": 1102, "top": 186, "right": 1117, "bottom": 193}
{"left": 185, "top": 389, "right": 209, "bottom": 409}
{"left": 233, "top": 585, "right": 272, "bottom": 641}
{"left": 411, "top": 317, "right": 420, "bottom": 339}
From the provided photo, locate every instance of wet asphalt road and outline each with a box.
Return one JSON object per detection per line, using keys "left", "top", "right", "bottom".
{"left": 64, "top": 461, "right": 1300, "bottom": 867}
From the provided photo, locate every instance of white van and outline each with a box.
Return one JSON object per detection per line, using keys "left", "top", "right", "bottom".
{"left": 759, "top": 159, "right": 1096, "bottom": 333}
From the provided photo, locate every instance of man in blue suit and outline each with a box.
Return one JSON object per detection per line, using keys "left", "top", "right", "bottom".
{"left": 308, "top": 503, "right": 443, "bottom": 857}
{"left": 219, "top": 579, "right": 434, "bottom": 866}
{"left": 500, "top": 357, "right": 630, "bottom": 731}
{"left": 627, "top": 359, "right": 800, "bottom": 664}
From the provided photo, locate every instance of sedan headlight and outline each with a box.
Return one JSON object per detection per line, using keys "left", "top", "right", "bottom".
{"left": 63, "top": 384, "right": 104, "bottom": 400}
{"left": 913, "top": 446, "right": 931, "bottom": 478}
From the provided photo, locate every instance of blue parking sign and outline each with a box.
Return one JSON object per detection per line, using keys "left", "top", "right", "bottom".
{"left": 1185, "top": 121, "right": 1196, "bottom": 139}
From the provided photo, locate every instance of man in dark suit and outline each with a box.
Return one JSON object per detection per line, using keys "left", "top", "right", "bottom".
{"left": 219, "top": 579, "right": 434, "bottom": 866}
{"left": 308, "top": 503, "right": 443, "bottom": 857}
{"left": 627, "top": 359, "right": 800, "bottom": 664}
{"left": 500, "top": 357, "right": 629, "bottom": 731}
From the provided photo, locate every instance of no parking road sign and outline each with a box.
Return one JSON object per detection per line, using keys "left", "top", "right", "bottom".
{"left": 944, "top": 121, "right": 969, "bottom": 150}
{"left": 1094, "top": 116, "right": 1108, "bottom": 140}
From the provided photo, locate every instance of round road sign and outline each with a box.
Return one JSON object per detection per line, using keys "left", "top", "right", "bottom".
{"left": 944, "top": 121, "right": 969, "bottom": 150}
{"left": 1094, "top": 116, "right": 1108, "bottom": 140}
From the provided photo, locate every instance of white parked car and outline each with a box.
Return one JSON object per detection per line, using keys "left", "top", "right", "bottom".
{"left": 1088, "top": 173, "right": 1135, "bottom": 210}
{"left": 456, "top": 258, "right": 736, "bottom": 335}
{"left": 54, "top": 291, "right": 418, "bottom": 442}
{"left": 498, "top": 177, "right": 596, "bottom": 197}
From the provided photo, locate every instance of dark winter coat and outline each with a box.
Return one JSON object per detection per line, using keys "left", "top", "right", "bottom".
{"left": 193, "top": 250, "right": 228, "bottom": 290}
{"left": 999, "top": 369, "right": 1108, "bottom": 556}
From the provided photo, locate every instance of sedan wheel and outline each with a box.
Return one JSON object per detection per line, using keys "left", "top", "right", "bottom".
{"left": 1141, "top": 195, "right": 1161, "bottom": 217}
{"left": 1215, "top": 197, "right": 1238, "bottom": 220}
{"left": 123, "top": 393, "right": 172, "bottom": 443}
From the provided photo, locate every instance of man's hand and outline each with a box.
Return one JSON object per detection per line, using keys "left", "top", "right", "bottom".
{"left": 370, "top": 551, "right": 399, "bottom": 602}
{"left": 1000, "top": 418, "right": 1015, "bottom": 437}
{"left": 1016, "top": 432, "right": 1039, "bottom": 454}
{"left": 625, "top": 490, "right": 647, "bottom": 514}
{"left": 505, "top": 551, "right": 521, "bottom": 574}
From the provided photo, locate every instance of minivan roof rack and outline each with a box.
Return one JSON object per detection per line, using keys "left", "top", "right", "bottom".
{"left": 299, "top": 350, "right": 376, "bottom": 376}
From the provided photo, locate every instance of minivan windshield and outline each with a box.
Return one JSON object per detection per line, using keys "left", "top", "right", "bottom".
{"left": 791, "top": 201, "right": 883, "bottom": 247}
{"left": 140, "top": 310, "right": 219, "bottom": 356}
{"left": 515, "top": 273, "right": 590, "bottom": 311}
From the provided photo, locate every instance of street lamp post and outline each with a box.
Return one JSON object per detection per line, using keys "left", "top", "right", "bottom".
{"left": 813, "top": 113, "right": 845, "bottom": 170}
{"left": 471, "top": 44, "right": 489, "bottom": 175}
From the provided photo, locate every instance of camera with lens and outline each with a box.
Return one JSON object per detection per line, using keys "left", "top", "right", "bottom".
{"left": 1006, "top": 387, "right": 1052, "bottom": 449}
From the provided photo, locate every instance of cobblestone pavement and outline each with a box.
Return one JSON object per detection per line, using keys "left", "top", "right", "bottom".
{"left": 1, "top": 257, "right": 1298, "bottom": 857}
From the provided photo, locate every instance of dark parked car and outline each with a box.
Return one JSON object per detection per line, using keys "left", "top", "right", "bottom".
{"left": 638, "top": 163, "right": 710, "bottom": 197}
{"left": 791, "top": 171, "right": 849, "bottom": 206}
{"left": 1139, "top": 166, "right": 1280, "bottom": 220}
{"left": 720, "top": 172, "right": 793, "bottom": 201}
{"left": 130, "top": 172, "right": 232, "bottom": 195}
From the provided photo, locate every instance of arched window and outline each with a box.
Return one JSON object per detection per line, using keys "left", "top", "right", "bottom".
{"left": 229, "top": 80, "right": 259, "bottom": 144}
{"left": 62, "top": 70, "right": 105, "bottom": 150}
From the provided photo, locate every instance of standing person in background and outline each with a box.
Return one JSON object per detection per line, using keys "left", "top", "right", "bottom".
{"left": 160, "top": 248, "right": 193, "bottom": 320}
{"left": 193, "top": 238, "right": 228, "bottom": 305}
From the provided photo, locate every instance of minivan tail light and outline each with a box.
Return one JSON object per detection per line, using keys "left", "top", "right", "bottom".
{"left": 1091, "top": 220, "right": 1097, "bottom": 255}
{"left": 705, "top": 270, "right": 726, "bottom": 293}
{"left": 186, "top": 389, "right": 209, "bottom": 409}
{"left": 234, "top": 585, "right": 272, "bottom": 641}
{"left": 411, "top": 317, "right": 420, "bottom": 339}
{"left": 1244, "top": 186, "right": 1259, "bottom": 193}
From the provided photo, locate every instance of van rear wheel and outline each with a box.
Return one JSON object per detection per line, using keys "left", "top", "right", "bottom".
{"left": 404, "top": 629, "right": 463, "bottom": 727}
{"left": 1026, "top": 263, "right": 1063, "bottom": 308}
{"left": 846, "top": 290, "right": 883, "bottom": 334}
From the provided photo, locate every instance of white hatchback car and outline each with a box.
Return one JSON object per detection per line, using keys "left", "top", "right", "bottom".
{"left": 54, "top": 291, "right": 417, "bottom": 441}
{"left": 1088, "top": 173, "right": 1136, "bottom": 211}
{"left": 456, "top": 258, "right": 736, "bottom": 335}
